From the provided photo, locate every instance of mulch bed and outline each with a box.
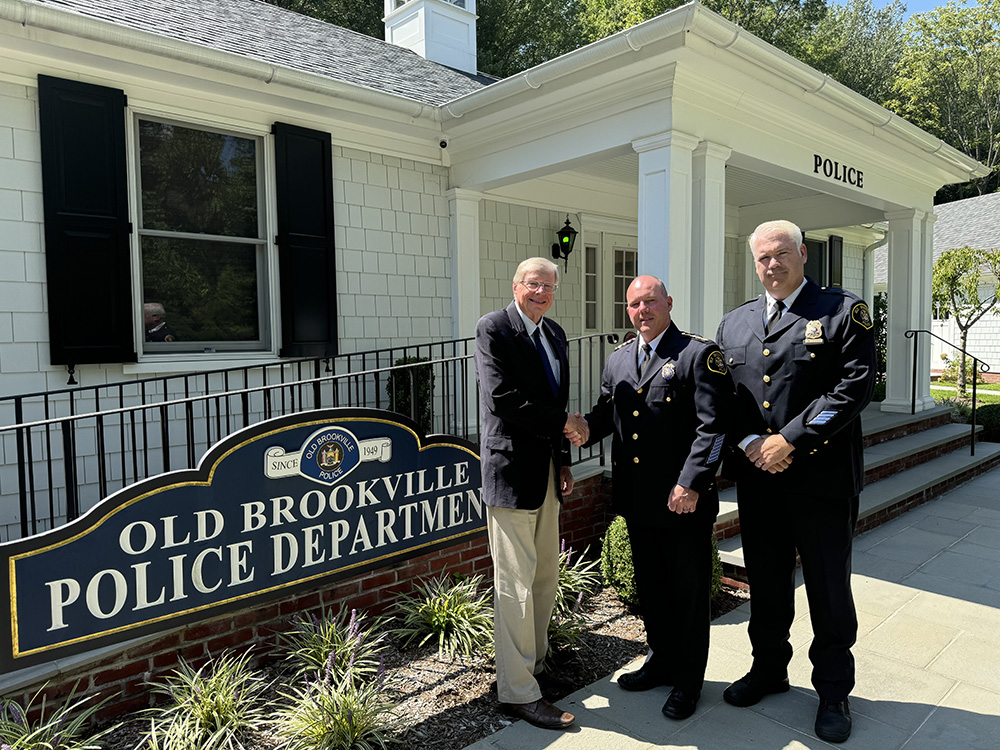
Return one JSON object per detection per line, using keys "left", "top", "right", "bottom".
{"left": 100, "top": 584, "right": 749, "bottom": 750}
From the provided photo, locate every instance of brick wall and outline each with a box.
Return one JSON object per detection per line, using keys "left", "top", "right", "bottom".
{"left": 2, "top": 473, "right": 613, "bottom": 722}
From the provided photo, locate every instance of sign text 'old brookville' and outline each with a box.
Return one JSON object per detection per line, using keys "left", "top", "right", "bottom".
{"left": 2, "top": 410, "right": 483, "bottom": 669}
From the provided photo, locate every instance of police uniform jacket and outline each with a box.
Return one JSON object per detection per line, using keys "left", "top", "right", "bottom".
{"left": 585, "top": 322, "right": 732, "bottom": 527}
{"left": 715, "top": 280, "right": 876, "bottom": 497}
{"left": 475, "top": 301, "right": 571, "bottom": 511}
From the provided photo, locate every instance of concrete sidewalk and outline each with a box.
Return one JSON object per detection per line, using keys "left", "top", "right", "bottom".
{"left": 466, "top": 467, "right": 1000, "bottom": 749}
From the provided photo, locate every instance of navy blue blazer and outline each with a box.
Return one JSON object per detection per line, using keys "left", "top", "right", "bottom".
{"left": 474, "top": 301, "right": 571, "bottom": 510}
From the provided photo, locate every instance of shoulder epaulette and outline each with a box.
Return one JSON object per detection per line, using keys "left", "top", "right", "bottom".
{"left": 681, "top": 332, "right": 710, "bottom": 343}
{"left": 615, "top": 340, "right": 631, "bottom": 351}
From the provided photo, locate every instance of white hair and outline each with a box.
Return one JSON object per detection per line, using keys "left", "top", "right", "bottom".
{"left": 513, "top": 257, "right": 560, "bottom": 285}
{"left": 748, "top": 220, "right": 803, "bottom": 251}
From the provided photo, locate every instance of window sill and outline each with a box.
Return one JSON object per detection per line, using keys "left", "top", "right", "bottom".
{"left": 122, "top": 356, "right": 282, "bottom": 375}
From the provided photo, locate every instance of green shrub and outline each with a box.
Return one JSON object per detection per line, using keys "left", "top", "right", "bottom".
{"left": 141, "top": 649, "right": 270, "bottom": 750}
{"left": 600, "top": 516, "right": 638, "bottom": 606}
{"left": 975, "top": 403, "right": 1000, "bottom": 442}
{"left": 600, "top": 516, "right": 724, "bottom": 605}
{"left": 940, "top": 353, "right": 985, "bottom": 387}
{"left": 872, "top": 381, "right": 886, "bottom": 402}
{"left": 386, "top": 356, "right": 434, "bottom": 429}
{"left": 937, "top": 396, "right": 974, "bottom": 423}
{"left": 0, "top": 683, "right": 114, "bottom": 750}
{"left": 273, "top": 674, "right": 401, "bottom": 750}
{"left": 279, "top": 607, "right": 387, "bottom": 683}
{"left": 391, "top": 573, "right": 493, "bottom": 658}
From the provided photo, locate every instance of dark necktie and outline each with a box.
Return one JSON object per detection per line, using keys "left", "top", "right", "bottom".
{"left": 765, "top": 299, "right": 785, "bottom": 336}
{"left": 637, "top": 343, "right": 652, "bottom": 379}
{"left": 533, "top": 328, "right": 559, "bottom": 396}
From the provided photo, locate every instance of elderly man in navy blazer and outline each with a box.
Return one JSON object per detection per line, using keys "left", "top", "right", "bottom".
{"left": 583, "top": 275, "right": 732, "bottom": 722}
{"left": 474, "top": 257, "right": 588, "bottom": 731}
{"left": 715, "top": 220, "right": 875, "bottom": 744}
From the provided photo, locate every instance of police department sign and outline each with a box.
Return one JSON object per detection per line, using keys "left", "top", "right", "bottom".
{"left": 0, "top": 409, "right": 483, "bottom": 670}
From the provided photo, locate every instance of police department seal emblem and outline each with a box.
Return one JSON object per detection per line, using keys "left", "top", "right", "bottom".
{"left": 707, "top": 350, "right": 727, "bottom": 375}
{"left": 852, "top": 302, "right": 873, "bottom": 330}
{"left": 661, "top": 362, "right": 676, "bottom": 380}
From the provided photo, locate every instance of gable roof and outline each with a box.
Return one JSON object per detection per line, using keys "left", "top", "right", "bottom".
{"left": 20, "top": 0, "right": 494, "bottom": 105}
{"left": 933, "top": 192, "right": 1000, "bottom": 256}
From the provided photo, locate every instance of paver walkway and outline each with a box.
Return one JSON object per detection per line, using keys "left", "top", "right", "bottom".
{"left": 467, "top": 467, "right": 1000, "bottom": 749}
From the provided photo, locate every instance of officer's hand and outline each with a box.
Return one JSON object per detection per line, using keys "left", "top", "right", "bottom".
{"left": 564, "top": 412, "right": 589, "bottom": 446}
{"left": 668, "top": 484, "right": 699, "bottom": 515}
{"left": 759, "top": 434, "right": 794, "bottom": 471}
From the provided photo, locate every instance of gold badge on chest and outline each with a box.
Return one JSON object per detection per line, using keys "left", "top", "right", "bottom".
{"left": 661, "top": 362, "right": 675, "bottom": 380}
{"left": 804, "top": 320, "right": 824, "bottom": 344}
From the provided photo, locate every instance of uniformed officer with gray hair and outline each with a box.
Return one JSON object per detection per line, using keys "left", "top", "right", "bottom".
{"left": 581, "top": 275, "right": 732, "bottom": 722}
{"left": 715, "top": 220, "right": 876, "bottom": 744}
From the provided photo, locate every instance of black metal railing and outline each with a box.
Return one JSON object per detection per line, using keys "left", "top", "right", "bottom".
{"left": 0, "top": 333, "right": 618, "bottom": 542}
{"left": 905, "top": 329, "right": 991, "bottom": 456}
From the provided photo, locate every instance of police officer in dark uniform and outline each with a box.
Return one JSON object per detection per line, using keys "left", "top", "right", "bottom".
{"left": 583, "top": 275, "right": 732, "bottom": 721}
{"left": 144, "top": 302, "right": 178, "bottom": 342}
{"left": 715, "top": 220, "right": 875, "bottom": 744}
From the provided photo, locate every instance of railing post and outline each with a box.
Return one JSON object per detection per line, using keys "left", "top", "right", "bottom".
{"left": 910, "top": 332, "right": 918, "bottom": 415}
{"left": 62, "top": 421, "right": 79, "bottom": 522}
{"left": 15, "top": 399, "right": 30, "bottom": 538}
{"left": 971, "top": 360, "right": 978, "bottom": 457}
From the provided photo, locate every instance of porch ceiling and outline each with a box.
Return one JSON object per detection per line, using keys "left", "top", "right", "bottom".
{"left": 568, "top": 155, "right": 822, "bottom": 209}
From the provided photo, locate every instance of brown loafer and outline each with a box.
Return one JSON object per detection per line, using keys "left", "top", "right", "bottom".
{"left": 500, "top": 698, "right": 575, "bottom": 729}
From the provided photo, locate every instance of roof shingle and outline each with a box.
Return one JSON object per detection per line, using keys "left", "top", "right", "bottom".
{"left": 26, "top": 0, "right": 494, "bottom": 105}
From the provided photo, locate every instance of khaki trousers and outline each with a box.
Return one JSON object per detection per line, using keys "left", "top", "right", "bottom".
{"left": 486, "top": 462, "right": 560, "bottom": 705}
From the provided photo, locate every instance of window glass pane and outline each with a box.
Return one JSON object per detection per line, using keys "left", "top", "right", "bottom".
{"left": 142, "top": 236, "right": 260, "bottom": 346}
{"left": 586, "top": 245, "right": 596, "bottom": 274}
{"left": 139, "top": 120, "right": 258, "bottom": 237}
{"left": 586, "top": 302, "right": 596, "bottom": 330}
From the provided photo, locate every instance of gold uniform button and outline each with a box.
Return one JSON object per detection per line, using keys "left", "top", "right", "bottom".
{"left": 728, "top": 357, "right": 734, "bottom": 364}
{"left": 763, "top": 375, "right": 770, "bottom": 383}
{"left": 810, "top": 352, "right": 816, "bottom": 359}
{"left": 633, "top": 457, "right": 640, "bottom": 464}
{"left": 637, "top": 388, "right": 643, "bottom": 394}
{"left": 632, "top": 433, "right": 638, "bottom": 440}
{"left": 824, "top": 440, "right": 829, "bottom": 444}
{"left": 633, "top": 410, "right": 640, "bottom": 417}
{"left": 763, "top": 401, "right": 771, "bottom": 409}
{"left": 763, "top": 348, "right": 770, "bottom": 356}
{"left": 766, "top": 428, "right": 773, "bottom": 433}
{"left": 666, "top": 396, "right": 671, "bottom": 402}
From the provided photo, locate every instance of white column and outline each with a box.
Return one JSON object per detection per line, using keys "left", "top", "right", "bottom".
{"left": 447, "top": 188, "right": 482, "bottom": 340}
{"left": 882, "top": 209, "right": 930, "bottom": 413}
{"left": 916, "top": 212, "right": 937, "bottom": 409}
{"left": 632, "top": 130, "right": 700, "bottom": 326}
{"left": 691, "top": 141, "right": 731, "bottom": 338}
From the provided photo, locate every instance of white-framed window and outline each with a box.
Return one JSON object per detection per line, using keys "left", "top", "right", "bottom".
{"left": 133, "top": 115, "right": 273, "bottom": 356}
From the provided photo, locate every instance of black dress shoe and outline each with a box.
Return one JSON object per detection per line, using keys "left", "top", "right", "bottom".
{"left": 661, "top": 687, "right": 700, "bottom": 720}
{"left": 815, "top": 698, "right": 851, "bottom": 743}
{"left": 617, "top": 664, "right": 672, "bottom": 692}
{"left": 500, "top": 698, "right": 574, "bottom": 729}
{"left": 722, "top": 672, "right": 790, "bottom": 707}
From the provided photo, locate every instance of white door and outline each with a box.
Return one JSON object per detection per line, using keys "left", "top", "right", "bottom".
{"left": 583, "top": 232, "right": 639, "bottom": 340}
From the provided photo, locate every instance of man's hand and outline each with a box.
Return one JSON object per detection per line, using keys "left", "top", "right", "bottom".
{"left": 559, "top": 466, "right": 575, "bottom": 496}
{"left": 564, "top": 412, "right": 589, "bottom": 446}
{"left": 745, "top": 435, "right": 794, "bottom": 473}
{"left": 668, "top": 484, "right": 699, "bottom": 515}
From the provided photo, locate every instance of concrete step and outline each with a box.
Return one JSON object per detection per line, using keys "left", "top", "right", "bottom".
{"left": 717, "top": 440, "right": 1000, "bottom": 571}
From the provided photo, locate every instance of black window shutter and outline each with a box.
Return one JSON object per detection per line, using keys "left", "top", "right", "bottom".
{"left": 273, "top": 122, "right": 338, "bottom": 358}
{"left": 829, "top": 234, "right": 843, "bottom": 288}
{"left": 38, "top": 75, "right": 135, "bottom": 365}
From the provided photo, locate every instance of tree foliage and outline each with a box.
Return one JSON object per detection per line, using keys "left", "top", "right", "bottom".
{"left": 262, "top": 0, "right": 383, "bottom": 38}
{"left": 932, "top": 246, "right": 1000, "bottom": 394}
{"left": 888, "top": 0, "right": 1000, "bottom": 199}
{"left": 802, "top": 0, "right": 905, "bottom": 105}
{"left": 477, "top": 0, "right": 584, "bottom": 78}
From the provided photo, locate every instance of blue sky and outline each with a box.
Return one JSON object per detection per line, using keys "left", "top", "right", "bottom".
{"left": 890, "top": 0, "right": 953, "bottom": 18}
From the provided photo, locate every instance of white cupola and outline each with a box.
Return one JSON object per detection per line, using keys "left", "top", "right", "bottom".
{"left": 384, "top": 0, "right": 478, "bottom": 75}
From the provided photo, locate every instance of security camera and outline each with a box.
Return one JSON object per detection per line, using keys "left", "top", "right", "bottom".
{"left": 439, "top": 139, "right": 449, "bottom": 149}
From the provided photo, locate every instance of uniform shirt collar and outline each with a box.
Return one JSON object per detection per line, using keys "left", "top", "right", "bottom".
{"left": 766, "top": 277, "right": 808, "bottom": 311}
{"left": 514, "top": 300, "right": 543, "bottom": 336}
{"left": 638, "top": 327, "right": 667, "bottom": 352}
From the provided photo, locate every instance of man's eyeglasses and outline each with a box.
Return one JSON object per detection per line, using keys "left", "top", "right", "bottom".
{"left": 519, "top": 280, "right": 558, "bottom": 294}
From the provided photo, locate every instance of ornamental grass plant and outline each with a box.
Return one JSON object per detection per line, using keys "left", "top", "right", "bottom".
{"left": 0, "top": 683, "right": 114, "bottom": 750}
{"left": 140, "top": 649, "right": 270, "bottom": 750}
{"left": 391, "top": 573, "right": 493, "bottom": 659}
{"left": 272, "top": 673, "right": 402, "bottom": 750}
{"left": 279, "top": 607, "right": 388, "bottom": 683}
{"left": 553, "top": 540, "right": 602, "bottom": 616}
